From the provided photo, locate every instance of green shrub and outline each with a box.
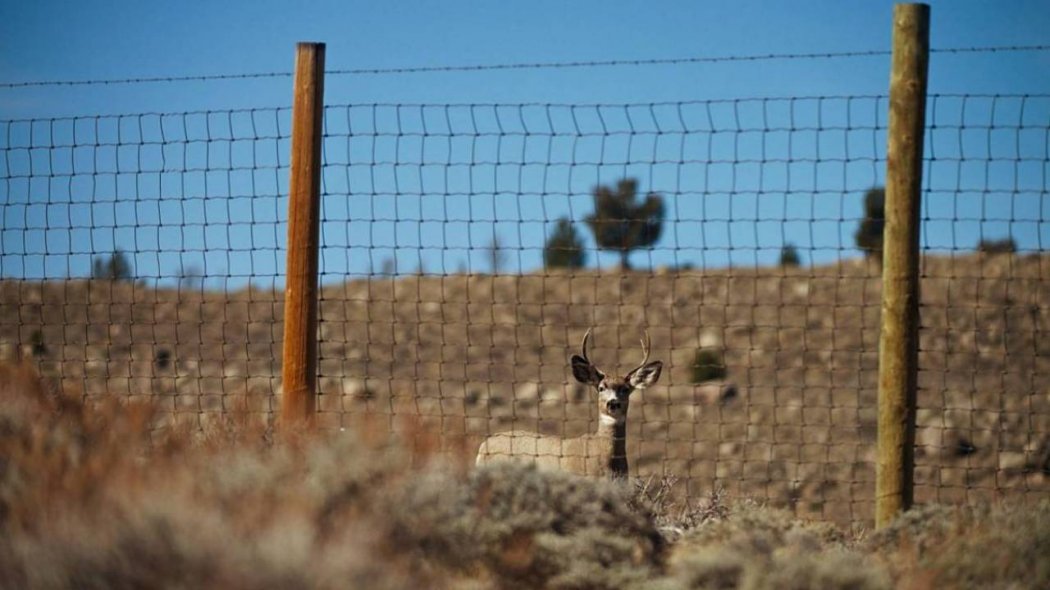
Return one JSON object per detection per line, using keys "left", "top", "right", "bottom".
{"left": 29, "top": 331, "right": 47, "bottom": 357}
{"left": 91, "top": 250, "right": 134, "bottom": 281}
{"left": 779, "top": 243, "right": 802, "bottom": 268}
{"left": 691, "top": 348, "right": 727, "bottom": 383}
{"left": 977, "top": 236, "right": 1017, "bottom": 254}
{"left": 544, "top": 217, "right": 587, "bottom": 270}
{"left": 154, "top": 348, "right": 172, "bottom": 370}
{"left": 853, "top": 187, "right": 885, "bottom": 262}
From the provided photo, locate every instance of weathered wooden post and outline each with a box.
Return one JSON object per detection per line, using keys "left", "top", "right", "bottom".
{"left": 876, "top": 4, "right": 928, "bottom": 528}
{"left": 281, "top": 42, "right": 325, "bottom": 427}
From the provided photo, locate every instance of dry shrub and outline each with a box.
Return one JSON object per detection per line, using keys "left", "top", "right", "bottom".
{"left": 867, "top": 502, "right": 1050, "bottom": 589}
{"left": 2, "top": 361, "right": 1047, "bottom": 590}
{"left": 0, "top": 361, "right": 158, "bottom": 530}
{"left": 665, "top": 502, "right": 890, "bottom": 590}
{"left": 628, "top": 476, "right": 731, "bottom": 542}
{"left": 0, "top": 362, "right": 664, "bottom": 589}
{"left": 0, "top": 361, "right": 426, "bottom": 589}
{"left": 387, "top": 462, "right": 666, "bottom": 589}
{"left": 675, "top": 501, "right": 848, "bottom": 549}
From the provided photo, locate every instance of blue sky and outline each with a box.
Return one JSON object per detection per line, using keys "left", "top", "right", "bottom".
{"left": 2, "top": 1, "right": 1048, "bottom": 285}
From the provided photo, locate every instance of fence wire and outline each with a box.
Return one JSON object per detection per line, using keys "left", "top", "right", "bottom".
{"left": 1, "top": 108, "right": 291, "bottom": 428}
{"left": 915, "top": 94, "right": 1049, "bottom": 510}
{"left": 1, "top": 93, "right": 1048, "bottom": 527}
{"left": 3, "top": 43, "right": 1047, "bottom": 88}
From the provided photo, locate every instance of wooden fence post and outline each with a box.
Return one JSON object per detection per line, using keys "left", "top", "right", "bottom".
{"left": 877, "top": 4, "right": 929, "bottom": 528}
{"left": 281, "top": 42, "right": 325, "bottom": 427}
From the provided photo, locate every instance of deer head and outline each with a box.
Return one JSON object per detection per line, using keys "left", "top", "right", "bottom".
{"left": 570, "top": 329, "right": 663, "bottom": 425}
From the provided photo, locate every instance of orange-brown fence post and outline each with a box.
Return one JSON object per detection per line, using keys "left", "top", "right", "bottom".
{"left": 281, "top": 42, "right": 325, "bottom": 427}
{"left": 877, "top": 4, "right": 929, "bottom": 528}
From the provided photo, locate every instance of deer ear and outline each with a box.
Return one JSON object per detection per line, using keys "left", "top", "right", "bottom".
{"left": 627, "top": 361, "right": 663, "bottom": 390}
{"left": 571, "top": 355, "right": 604, "bottom": 385}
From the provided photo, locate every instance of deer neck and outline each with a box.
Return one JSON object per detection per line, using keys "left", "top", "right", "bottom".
{"left": 596, "top": 414, "right": 629, "bottom": 477}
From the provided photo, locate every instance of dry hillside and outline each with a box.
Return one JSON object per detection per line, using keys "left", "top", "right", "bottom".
{"left": 2, "top": 252, "right": 1048, "bottom": 526}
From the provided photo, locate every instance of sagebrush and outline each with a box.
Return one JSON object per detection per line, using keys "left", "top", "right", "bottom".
{"left": 1, "top": 362, "right": 1047, "bottom": 589}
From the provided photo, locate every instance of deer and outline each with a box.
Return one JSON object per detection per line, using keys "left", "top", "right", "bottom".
{"left": 475, "top": 329, "right": 663, "bottom": 479}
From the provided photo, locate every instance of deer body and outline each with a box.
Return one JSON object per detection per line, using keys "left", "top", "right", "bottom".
{"left": 475, "top": 419, "right": 628, "bottom": 478}
{"left": 475, "top": 330, "right": 662, "bottom": 479}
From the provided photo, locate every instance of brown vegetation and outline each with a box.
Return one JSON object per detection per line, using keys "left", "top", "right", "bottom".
{"left": 1, "top": 364, "right": 1047, "bottom": 589}
{"left": 1, "top": 253, "right": 1048, "bottom": 528}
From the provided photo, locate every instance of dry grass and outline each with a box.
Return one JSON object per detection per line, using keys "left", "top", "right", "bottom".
{"left": 1, "top": 362, "right": 1047, "bottom": 589}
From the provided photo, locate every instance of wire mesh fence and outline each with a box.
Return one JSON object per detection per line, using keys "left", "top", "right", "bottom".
{"left": 310, "top": 97, "right": 892, "bottom": 527}
{"left": 2, "top": 79, "right": 1048, "bottom": 526}
{"left": 914, "top": 94, "right": 1049, "bottom": 510}
{"left": 1, "top": 108, "right": 291, "bottom": 427}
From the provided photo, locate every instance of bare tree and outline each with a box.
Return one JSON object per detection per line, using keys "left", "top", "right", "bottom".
{"left": 178, "top": 263, "right": 204, "bottom": 291}
{"left": 91, "top": 250, "right": 134, "bottom": 281}
{"left": 487, "top": 234, "right": 508, "bottom": 274}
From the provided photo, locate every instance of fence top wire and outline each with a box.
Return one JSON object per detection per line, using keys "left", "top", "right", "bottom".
{"left": 0, "top": 106, "right": 290, "bottom": 125}
{"left": 6, "top": 92, "right": 1050, "bottom": 127}
{"left": 2, "top": 44, "right": 1047, "bottom": 90}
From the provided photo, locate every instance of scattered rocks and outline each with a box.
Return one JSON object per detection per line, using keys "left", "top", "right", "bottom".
{"left": 694, "top": 381, "right": 739, "bottom": 405}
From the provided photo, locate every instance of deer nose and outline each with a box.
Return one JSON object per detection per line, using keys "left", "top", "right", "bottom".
{"left": 607, "top": 399, "right": 623, "bottom": 413}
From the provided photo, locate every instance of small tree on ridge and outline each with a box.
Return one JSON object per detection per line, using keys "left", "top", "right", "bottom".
{"left": 91, "top": 250, "right": 134, "bottom": 281}
{"left": 854, "top": 187, "right": 886, "bottom": 263}
{"left": 543, "top": 218, "right": 586, "bottom": 270}
{"left": 779, "top": 243, "right": 802, "bottom": 268}
{"left": 977, "top": 237, "right": 1017, "bottom": 255}
{"left": 584, "top": 178, "right": 664, "bottom": 270}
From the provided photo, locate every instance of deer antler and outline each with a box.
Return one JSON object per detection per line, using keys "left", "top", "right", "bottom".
{"left": 580, "top": 328, "right": 593, "bottom": 363}
{"left": 633, "top": 330, "right": 652, "bottom": 372}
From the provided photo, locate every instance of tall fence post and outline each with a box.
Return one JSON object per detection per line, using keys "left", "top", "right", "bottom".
{"left": 281, "top": 42, "right": 326, "bottom": 427}
{"left": 876, "top": 4, "right": 929, "bottom": 528}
